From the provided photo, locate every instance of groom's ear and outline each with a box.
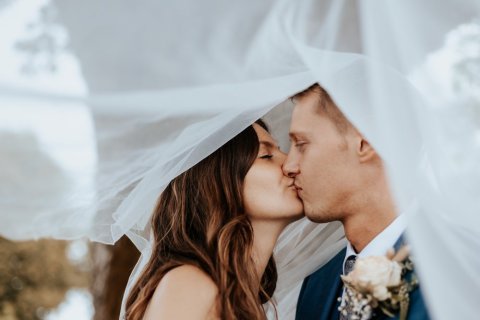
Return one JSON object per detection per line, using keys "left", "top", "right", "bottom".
{"left": 353, "top": 131, "right": 377, "bottom": 163}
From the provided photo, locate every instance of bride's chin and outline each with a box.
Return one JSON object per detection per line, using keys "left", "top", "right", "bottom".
{"left": 285, "top": 213, "right": 304, "bottom": 225}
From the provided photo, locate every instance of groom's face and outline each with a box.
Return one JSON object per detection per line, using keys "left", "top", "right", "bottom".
{"left": 284, "top": 91, "right": 357, "bottom": 222}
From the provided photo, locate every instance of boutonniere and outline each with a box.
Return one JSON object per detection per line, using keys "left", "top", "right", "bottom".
{"left": 338, "top": 246, "right": 418, "bottom": 320}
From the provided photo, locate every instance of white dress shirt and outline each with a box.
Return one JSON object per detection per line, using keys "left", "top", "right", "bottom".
{"left": 340, "top": 214, "right": 407, "bottom": 305}
{"left": 342, "top": 214, "right": 407, "bottom": 275}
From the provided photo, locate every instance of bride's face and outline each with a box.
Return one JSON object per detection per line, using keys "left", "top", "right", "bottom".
{"left": 243, "top": 124, "right": 304, "bottom": 222}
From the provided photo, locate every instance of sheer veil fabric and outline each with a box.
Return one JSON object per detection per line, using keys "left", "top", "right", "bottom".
{"left": 0, "top": 1, "right": 479, "bottom": 319}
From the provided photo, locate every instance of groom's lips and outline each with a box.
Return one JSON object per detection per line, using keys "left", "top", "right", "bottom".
{"left": 294, "top": 183, "right": 302, "bottom": 190}
{"left": 293, "top": 183, "right": 303, "bottom": 197}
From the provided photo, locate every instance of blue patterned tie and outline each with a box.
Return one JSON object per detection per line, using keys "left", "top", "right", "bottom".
{"left": 339, "top": 255, "right": 357, "bottom": 320}
{"left": 344, "top": 255, "right": 357, "bottom": 275}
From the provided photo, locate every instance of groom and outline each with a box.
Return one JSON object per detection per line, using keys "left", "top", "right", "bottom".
{"left": 283, "top": 84, "right": 430, "bottom": 320}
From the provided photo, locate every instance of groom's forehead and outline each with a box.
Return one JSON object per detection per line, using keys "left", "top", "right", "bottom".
{"left": 290, "top": 103, "right": 322, "bottom": 129}
{"left": 289, "top": 114, "right": 320, "bottom": 140}
{"left": 291, "top": 94, "right": 351, "bottom": 135}
{"left": 291, "top": 96, "right": 325, "bottom": 127}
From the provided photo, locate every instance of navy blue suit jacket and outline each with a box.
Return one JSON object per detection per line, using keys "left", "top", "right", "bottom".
{"left": 295, "top": 236, "right": 430, "bottom": 320}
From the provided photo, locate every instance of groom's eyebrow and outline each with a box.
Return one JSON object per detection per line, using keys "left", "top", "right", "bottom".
{"left": 289, "top": 130, "right": 308, "bottom": 139}
{"left": 289, "top": 132, "right": 301, "bottom": 140}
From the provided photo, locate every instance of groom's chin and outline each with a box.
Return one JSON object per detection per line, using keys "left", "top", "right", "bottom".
{"left": 303, "top": 206, "right": 337, "bottom": 224}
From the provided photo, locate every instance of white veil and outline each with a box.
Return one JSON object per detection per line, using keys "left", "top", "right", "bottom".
{"left": 1, "top": 0, "right": 479, "bottom": 319}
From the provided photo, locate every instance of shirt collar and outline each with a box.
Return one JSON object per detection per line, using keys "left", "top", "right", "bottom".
{"left": 343, "top": 214, "right": 407, "bottom": 274}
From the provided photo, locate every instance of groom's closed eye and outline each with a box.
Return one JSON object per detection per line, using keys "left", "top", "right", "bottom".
{"left": 295, "top": 142, "right": 307, "bottom": 152}
{"left": 289, "top": 133, "right": 307, "bottom": 143}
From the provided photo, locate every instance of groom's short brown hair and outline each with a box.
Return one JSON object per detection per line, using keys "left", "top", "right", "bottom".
{"left": 292, "top": 84, "right": 351, "bottom": 133}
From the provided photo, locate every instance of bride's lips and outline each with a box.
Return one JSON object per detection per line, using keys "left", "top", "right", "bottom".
{"left": 287, "top": 182, "right": 303, "bottom": 198}
{"left": 287, "top": 181, "right": 299, "bottom": 193}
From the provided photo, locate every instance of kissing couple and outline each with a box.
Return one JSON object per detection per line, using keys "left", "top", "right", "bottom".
{"left": 124, "top": 84, "right": 430, "bottom": 320}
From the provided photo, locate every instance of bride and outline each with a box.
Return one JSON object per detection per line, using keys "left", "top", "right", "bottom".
{"left": 124, "top": 120, "right": 303, "bottom": 320}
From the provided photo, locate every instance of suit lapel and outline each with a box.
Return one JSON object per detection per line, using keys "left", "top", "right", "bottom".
{"left": 297, "top": 234, "right": 409, "bottom": 320}
{"left": 296, "top": 248, "right": 346, "bottom": 320}
{"left": 325, "top": 270, "right": 344, "bottom": 320}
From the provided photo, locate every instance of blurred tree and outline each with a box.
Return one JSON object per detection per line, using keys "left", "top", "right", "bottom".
{"left": 451, "top": 22, "right": 480, "bottom": 101}
{"left": 13, "top": 2, "right": 69, "bottom": 75}
{"left": 0, "top": 237, "right": 89, "bottom": 320}
{"left": 90, "top": 236, "right": 140, "bottom": 320}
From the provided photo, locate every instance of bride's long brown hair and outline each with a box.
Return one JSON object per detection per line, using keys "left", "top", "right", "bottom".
{"left": 125, "top": 120, "right": 277, "bottom": 320}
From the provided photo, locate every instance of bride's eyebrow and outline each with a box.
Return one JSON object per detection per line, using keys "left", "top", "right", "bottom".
{"left": 260, "top": 140, "right": 274, "bottom": 148}
{"left": 259, "top": 141, "right": 276, "bottom": 149}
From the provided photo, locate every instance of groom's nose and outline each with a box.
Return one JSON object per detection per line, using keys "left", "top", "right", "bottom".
{"left": 282, "top": 153, "right": 300, "bottom": 178}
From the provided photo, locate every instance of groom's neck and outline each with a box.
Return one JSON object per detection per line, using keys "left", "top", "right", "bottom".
{"left": 342, "top": 189, "right": 397, "bottom": 253}
{"left": 341, "top": 164, "right": 398, "bottom": 253}
{"left": 343, "top": 210, "right": 396, "bottom": 253}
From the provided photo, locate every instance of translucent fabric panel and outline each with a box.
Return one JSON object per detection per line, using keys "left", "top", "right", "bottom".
{"left": 0, "top": 1, "right": 478, "bottom": 319}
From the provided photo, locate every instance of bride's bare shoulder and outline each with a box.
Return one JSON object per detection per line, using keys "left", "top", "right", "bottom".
{"left": 160, "top": 265, "right": 218, "bottom": 296}
{"left": 143, "top": 265, "right": 218, "bottom": 320}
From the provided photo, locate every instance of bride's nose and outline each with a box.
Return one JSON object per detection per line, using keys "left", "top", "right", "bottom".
{"left": 277, "top": 150, "right": 287, "bottom": 163}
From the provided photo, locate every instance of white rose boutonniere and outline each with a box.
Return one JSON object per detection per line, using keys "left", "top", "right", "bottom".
{"left": 339, "top": 246, "right": 418, "bottom": 320}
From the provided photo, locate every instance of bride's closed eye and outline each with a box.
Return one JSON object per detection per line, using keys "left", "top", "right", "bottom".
{"left": 260, "top": 154, "right": 273, "bottom": 159}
